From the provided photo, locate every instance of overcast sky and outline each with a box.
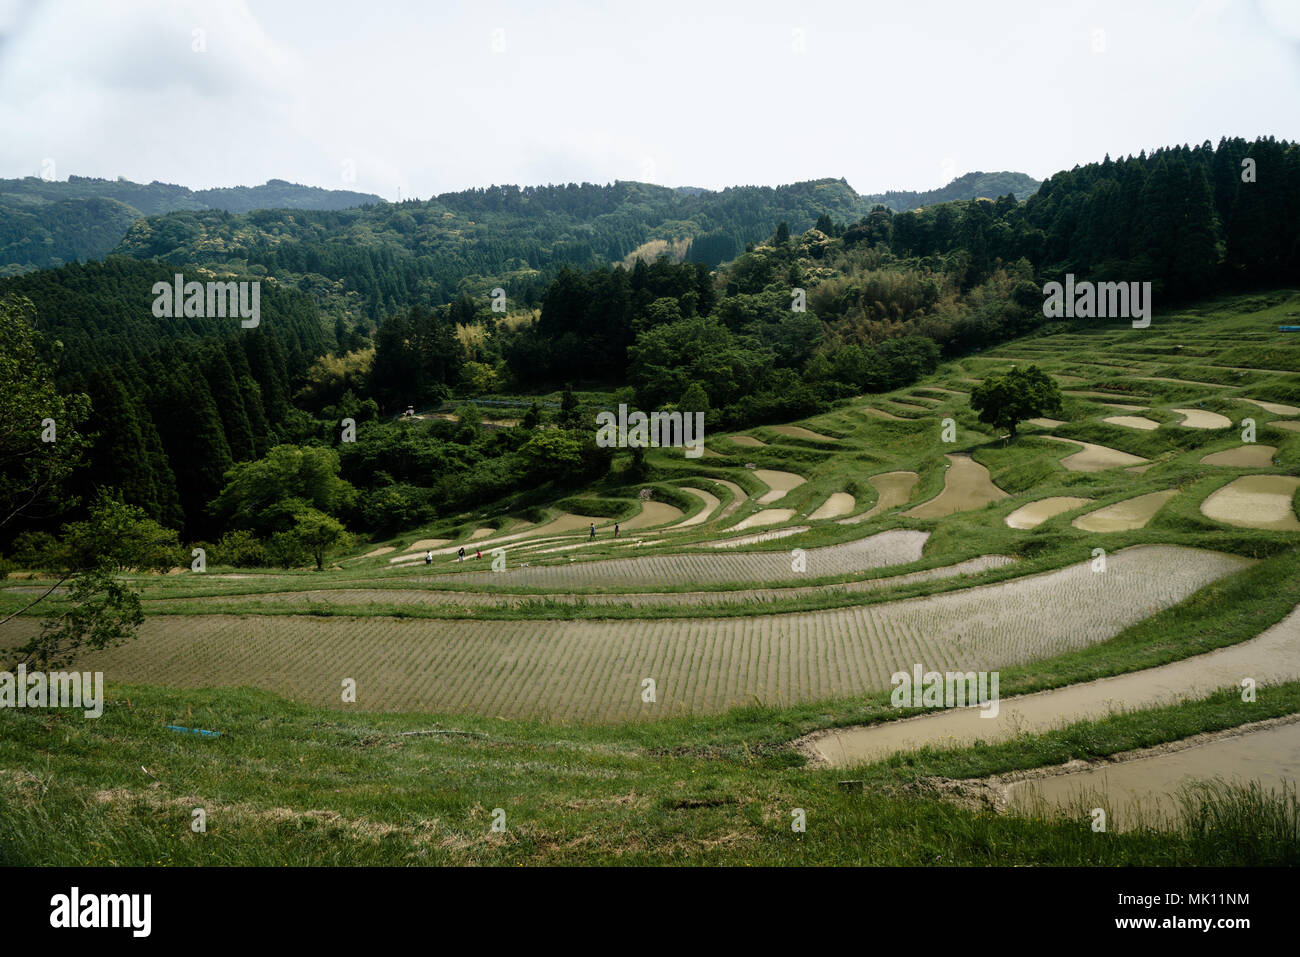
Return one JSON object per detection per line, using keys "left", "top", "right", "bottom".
{"left": 1, "top": 0, "right": 1297, "bottom": 200}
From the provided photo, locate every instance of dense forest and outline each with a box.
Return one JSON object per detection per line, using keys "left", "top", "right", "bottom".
{"left": 2, "top": 135, "right": 1296, "bottom": 571}
{"left": 860, "top": 170, "right": 1040, "bottom": 211}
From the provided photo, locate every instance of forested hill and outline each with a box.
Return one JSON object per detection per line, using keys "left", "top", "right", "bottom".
{"left": 109, "top": 178, "right": 869, "bottom": 318}
{"left": 0, "top": 176, "right": 385, "bottom": 275}
{"left": 108, "top": 174, "right": 1037, "bottom": 321}
{"left": 0, "top": 175, "right": 385, "bottom": 216}
{"left": 862, "top": 170, "right": 1041, "bottom": 211}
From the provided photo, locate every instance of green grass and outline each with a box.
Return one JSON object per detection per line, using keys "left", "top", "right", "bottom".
{"left": 3, "top": 290, "right": 1300, "bottom": 864}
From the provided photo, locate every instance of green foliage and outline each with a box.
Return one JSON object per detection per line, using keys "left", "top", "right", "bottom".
{"left": 59, "top": 493, "right": 184, "bottom": 573}
{"left": 280, "top": 507, "right": 350, "bottom": 571}
{"left": 5, "top": 567, "right": 144, "bottom": 670}
{"left": 0, "top": 295, "right": 91, "bottom": 537}
{"left": 970, "top": 365, "right": 1064, "bottom": 437}
{"left": 210, "top": 529, "right": 267, "bottom": 568}
{"left": 210, "top": 445, "right": 357, "bottom": 534}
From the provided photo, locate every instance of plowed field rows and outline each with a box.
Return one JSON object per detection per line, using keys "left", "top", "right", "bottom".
{"left": 10, "top": 546, "right": 1244, "bottom": 723}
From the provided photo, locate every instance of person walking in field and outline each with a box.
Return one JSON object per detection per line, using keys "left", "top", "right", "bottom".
{"left": 457, "top": 546, "right": 465, "bottom": 563}
{"left": 476, "top": 548, "right": 482, "bottom": 560}
{"left": 425, "top": 550, "right": 433, "bottom": 565}
{"left": 614, "top": 523, "right": 619, "bottom": 538}
{"left": 589, "top": 523, "right": 596, "bottom": 539}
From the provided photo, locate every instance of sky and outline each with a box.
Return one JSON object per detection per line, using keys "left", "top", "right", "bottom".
{"left": 1, "top": 0, "right": 1297, "bottom": 200}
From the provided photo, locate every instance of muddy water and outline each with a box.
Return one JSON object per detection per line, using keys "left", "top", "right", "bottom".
{"left": 1005, "top": 719, "right": 1300, "bottom": 830}
{"left": 673, "top": 487, "right": 721, "bottom": 527}
{"left": 619, "top": 501, "right": 684, "bottom": 530}
{"left": 754, "top": 469, "right": 806, "bottom": 504}
{"left": 1200, "top": 475, "right": 1300, "bottom": 531}
{"left": 904, "top": 455, "right": 1009, "bottom": 518}
{"left": 1173, "top": 408, "right": 1232, "bottom": 429}
{"left": 840, "top": 472, "right": 919, "bottom": 524}
{"left": 730, "top": 508, "right": 796, "bottom": 530}
{"left": 1043, "top": 436, "right": 1148, "bottom": 471}
{"left": 1005, "top": 496, "right": 1093, "bottom": 529}
{"left": 806, "top": 594, "right": 1293, "bottom": 770}
{"left": 1200, "top": 445, "right": 1278, "bottom": 468}
{"left": 1240, "top": 398, "right": 1300, "bottom": 416}
{"left": 1271, "top": 420, "right": 1300, "bottom": 433}
{"left": 1072, "top": 490, "right": 1177, "bottom": 531}
{"left": 730, "top": 434, "right": 766, "bottom": 447}
{"left": 809, "top": 493, "right": 855, "bottom": 520}
{"left": 1103, "top": 415, "right": 1160, "bottom": 431}
{"left": 709, "top": 479, "right": 749, "bottom": 520}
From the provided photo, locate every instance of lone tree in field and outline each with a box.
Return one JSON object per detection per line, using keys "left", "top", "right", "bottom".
{"left": 969, "top": 365, "right": 1064, "bottom": 439}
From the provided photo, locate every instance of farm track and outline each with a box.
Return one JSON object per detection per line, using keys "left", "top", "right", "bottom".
{"left": 8, "top": 546, "right": 1248, "bottom": 723}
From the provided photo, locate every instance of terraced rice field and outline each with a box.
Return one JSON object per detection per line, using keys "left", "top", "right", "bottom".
{"left": 1103, "top": 415, "right": 1160, "bottom": 430}
{"left": 809, "top": 493, "right": 854, "bottom": 520}
{"left": 673, "top": 488, "right": 720, "bottom": 527}
{"left": 1041, "top": 436, "right": 1148, "bottom": 471}
{"left": 770, "top": 425, "right": 837, "bottom": 442}
{"left": 1200, "top": 475, "right": 1300, "bottom": 530}
{"left": 1072, "top": 490, "right": 1178, "bottom": 532}
{"left": 730, "top": 435, "right": 766, "bottom": 447}
{"left": 1240, "top": 398, "right": 1300, "bottom": 416}
{"left": 1173, "top": 408, "right": 1232, "bottom": 429}
{"left": 729, "top": 508, "right": 796, "bottom": 531}
{"left": 904, "top": 455, "right": 1008, "bottom": 518}
{"left": 428, "top": 514, "right": 606, "bottom": 555}
{"left": 618, "top": 501, "right": 684, "bottom": 530}
{"left": 11, "top": 547, "right": 1244, "bottom": 723}
{"left": 860, "top": 407, "right": 907, "bottom": 420}
{"left": 753, "top": 469, "right": 805, "bottom": 504}
{"left": 1004, "top": 497, "right": 1094, "bottom": 529}
{"left": 842, "top": 472, "right": 919, "bottom": 524}
{"left": 178, "top": 556, "right": 1015, "bottom": 611}
{"left": 433, "top": 529, "right": 928, "bottom": 588}
{"left": 1200, "top": 444, "right": 1277, "bottom": 467}
{"left": 809, "top": 587, "right": 1300, "bottom": 770}
{"left": 1003, "top": 718, "right": 1300, "bottom": 829}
